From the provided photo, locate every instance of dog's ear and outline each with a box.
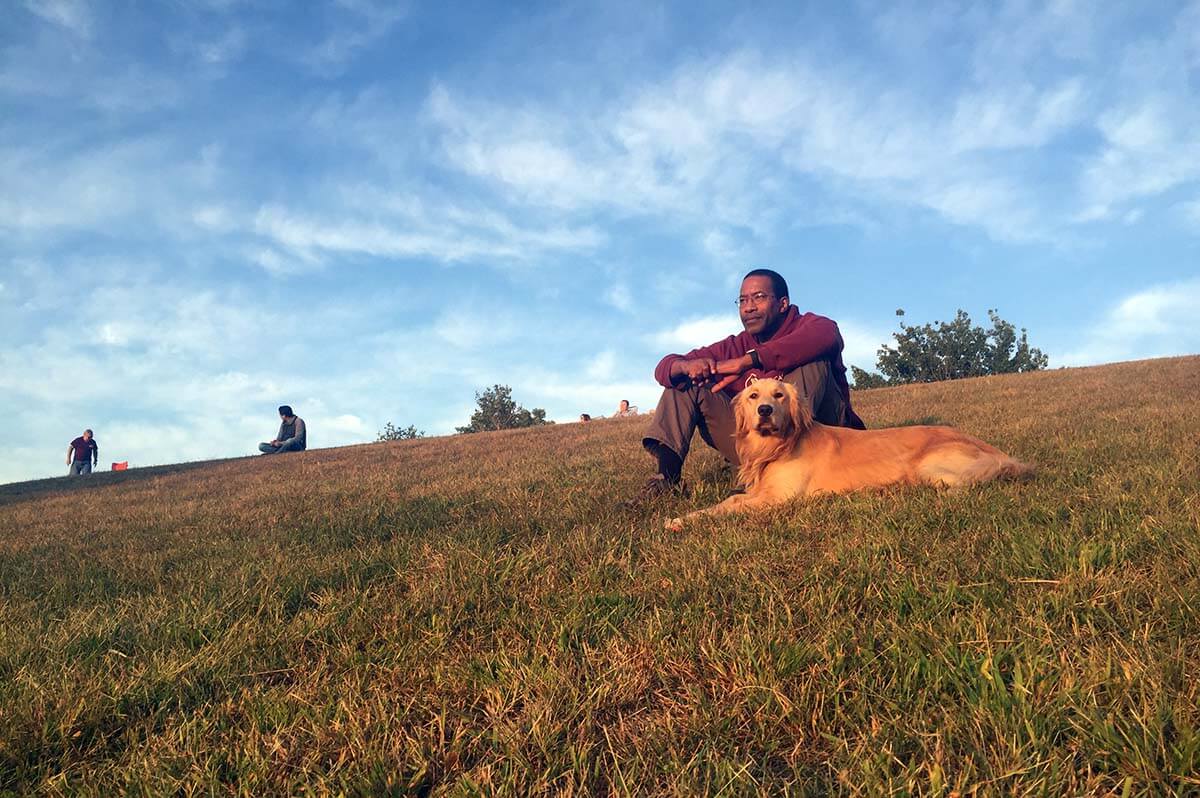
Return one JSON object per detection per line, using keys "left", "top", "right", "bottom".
{"left": 785, "top": 381, "right": 813, "bottom": 440}
{"left": 733, "top": 386, "right": 753, "bottom": 438}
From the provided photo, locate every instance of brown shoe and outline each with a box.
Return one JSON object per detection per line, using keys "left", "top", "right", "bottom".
{"left": 623, "top": 475, "right": 687, "bottom": 508}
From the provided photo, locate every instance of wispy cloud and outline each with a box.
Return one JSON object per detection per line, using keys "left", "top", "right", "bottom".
{"left": 1057, "top": 278, "right": 1200, "bottom": 366}
{"left": 303, "top": 0, "right": 410, "bottom": 74}
{"left": 251, "top": 201, "right": 604, "bottom": 266}
{"left": 837, "top": 319, "right": 893, "bottom": 373}
{"left": 604, "top": 282, "right": 633, "bottom": 313}
{"left": 425, "top": 49, "right": 1086, "bottom": 243}
{"left": 649, "top": 315, "right": 739, "bottom": 352}
{"left": 23, "top": 0, "right": 92, "bottom": 38}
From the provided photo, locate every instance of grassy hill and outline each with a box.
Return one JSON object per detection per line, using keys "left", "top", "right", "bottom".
{"left": 2, "top": 356, "right": 1198, "bottom": 795}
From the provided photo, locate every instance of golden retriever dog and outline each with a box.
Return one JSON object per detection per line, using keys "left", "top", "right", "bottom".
{"left": 668, "top": 377, "right": 1032, "bottom": 528}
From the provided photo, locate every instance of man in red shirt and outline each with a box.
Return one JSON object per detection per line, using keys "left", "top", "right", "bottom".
{"left": 637, "top": 268, "right": 865, "bottom": 497}
{"left": 67, "top": 429, "right": 99, "bottom": 476}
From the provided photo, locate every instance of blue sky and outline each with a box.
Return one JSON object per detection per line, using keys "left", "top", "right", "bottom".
{"left": 2, "top": 0, "right": 1199, "bottom": 484}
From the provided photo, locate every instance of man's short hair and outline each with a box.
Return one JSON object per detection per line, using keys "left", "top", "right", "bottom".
{"left": 743, "top": 268, "right": 789, "bottom": 300}
{"left": 84, "top": 428, "right": 93, "bottom": 435}
{"left": 278, "top": 405, "right": 293, "bottom": 417}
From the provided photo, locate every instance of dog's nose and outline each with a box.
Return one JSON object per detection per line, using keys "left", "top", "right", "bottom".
{"left": 757, "top": 404, "right": 773, "bottom": 417}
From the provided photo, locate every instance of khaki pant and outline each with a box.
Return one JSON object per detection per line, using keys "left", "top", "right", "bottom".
{"left": 642, "top": 359, "right": 849, "bottom": 467}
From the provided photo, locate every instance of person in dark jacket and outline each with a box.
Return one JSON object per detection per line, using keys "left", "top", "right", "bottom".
{"left": 259, "top": 405, "right": 307, "bottom": 454}
{"left": 636, "top": 268, "right": 865, "bottom": 498}
{"left": 67, "top": 429, "right": 98, "bottom": 475}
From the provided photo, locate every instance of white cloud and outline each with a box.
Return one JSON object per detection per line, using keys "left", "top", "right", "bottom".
{"left": 23, "top": 0, "right": 92, "bottom": 37}
{"left": 433, "top": 312, "right": 516, "bottom": 350}
{"left": 321, "top": 413, "right": 369, "bottom": 436}
{"left": 193, "top": 205, "right": 233, "bottom": 231}
{"left": 701, "top": 229, "right": 747, "bottom": 262}
{"left": 604, "top": 282, "right": 633, "bottom": 313}
{"left": 425, "top": 49, "right": 1087, "bottom": 243}
{"left": 1176, "top": 199, "right": 1200, "bottom": 227}
{"left": 585, "top": 350, "right": 617, "bottom": 380}
{"left": 198, "top": 26, "right": 247, "bottom": 65}
{"left": 303, "top": 0, "right": 410, "bottom": 74}
{"left": 249, "top": 247, "right": 319, "bottom": 277}
{"left": 1057, "top": 278, "right": 1200, "bottom": 366}
{"left": 649, "top": 314, "right": 739, "bottom": 352}
{"left": 837, "top": 319, "right": 892, "bottom": 372}
{"left": 252, "top": 203, "right": 603, "bottom": 265}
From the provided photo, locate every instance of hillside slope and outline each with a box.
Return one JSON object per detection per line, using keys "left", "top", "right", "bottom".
{"left": 1, "top": 356, "right": 1198, "bottom": 794}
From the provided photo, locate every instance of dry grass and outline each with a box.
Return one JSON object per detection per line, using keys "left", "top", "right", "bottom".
{"left": 1, "top": 356, "right": 1198, "bottom": 796}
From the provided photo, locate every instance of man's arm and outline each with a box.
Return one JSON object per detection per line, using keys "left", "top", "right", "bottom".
{"left": 67, "top": 445, "right": 73, "bottom": 465}
{"left": 755, "top": 314, "right": 841, "bottom": 373}
{"left": 654, "top": 336, "right": 743, "bottom": 388}
{"left": 92, "top": 441, "right": 98, "bottom": 464}
{"left": 708, "top": 353, "right": 756, "bottom": 392}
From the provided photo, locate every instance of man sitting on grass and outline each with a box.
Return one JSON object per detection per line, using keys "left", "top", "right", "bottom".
{"left": 259, "top": 405, "right": 307, "bottom": 455}
{"left": 634, "top": 268, "right": 865, "bottom": 499}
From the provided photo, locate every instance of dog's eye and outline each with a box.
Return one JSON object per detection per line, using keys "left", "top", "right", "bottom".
{"left": 774, "top": 392, "right": 784, "bottom": 399}
{"left": 748, "top": 393, "right": 758, "bottom": 400}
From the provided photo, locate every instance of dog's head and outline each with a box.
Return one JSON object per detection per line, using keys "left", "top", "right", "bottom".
{"left": 734, "top": 377, "right": 813, "bottom": 443}
{"left": 732, "top": 377, "right": 813, "bottom": 492}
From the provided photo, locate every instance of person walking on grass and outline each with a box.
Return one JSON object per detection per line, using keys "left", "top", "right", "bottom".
{"left": 259, "top": 405, "right": 307, "bottom": 455}
{"left": 67, "top": 429, "right": 98, "bottom": 475}
{"left": 632, "top": 267, "right": 866, "bottom": 500}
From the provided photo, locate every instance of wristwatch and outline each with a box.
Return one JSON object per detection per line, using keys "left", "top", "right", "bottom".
{"left": 748, "top": 348, "right": 762, "bottom": 369}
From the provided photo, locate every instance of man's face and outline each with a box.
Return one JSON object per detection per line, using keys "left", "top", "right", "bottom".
{"left": 739, "top": 275, "right": 789, "bottom": 337}
{"left": 82, "top": 431, "right": 92, "bottom": 441}
{"left": 619, "top": 401, "right": 629, "bottom": 411}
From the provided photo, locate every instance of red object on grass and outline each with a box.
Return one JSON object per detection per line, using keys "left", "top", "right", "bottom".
{"left": 112, "top": 461, "right": 128, "bottom": 471}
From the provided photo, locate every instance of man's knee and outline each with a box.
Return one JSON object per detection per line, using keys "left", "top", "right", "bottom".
{"left": 784, "top": 360, "right": 831, "bottom": 407}
{"left": 785, "top": 359, "right": 850, "bottom": 426}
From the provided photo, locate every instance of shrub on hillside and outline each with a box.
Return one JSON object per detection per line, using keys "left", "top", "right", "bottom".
{"left": 456, "top": 384, "right": 551, "bottom": 434}
{"left": 852, "top": 308, "right": 1047, "bottom": 388}
{"left": 377, "top": 423, "right": 425, "bottom": 442}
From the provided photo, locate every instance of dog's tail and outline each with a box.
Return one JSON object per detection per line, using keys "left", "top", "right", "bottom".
{"left": 920, "top": 446, "right": 1035, "bottom": 488}
{"left": 998, "top": 458, "right": 1036, "bottom": 481}
{"left": 965, "top": 454, "right": 1035, "bottom": 485}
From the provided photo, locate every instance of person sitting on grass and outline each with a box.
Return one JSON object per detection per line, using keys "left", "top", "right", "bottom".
{"left": 613, "top": 399, "right": 638, "bottom": 418}
{"left": 633, "top": 267, "right": 865, "bottom": 500}
{"left": 259, "top": 405, "right": 307, "bottom": 455}
{"left": 67, "top": 428, "right": 98, "bottom": 476}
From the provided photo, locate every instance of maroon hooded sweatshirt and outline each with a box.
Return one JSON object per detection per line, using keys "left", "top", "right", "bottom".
{"left": 653, "top": 306, "right": 865, "bottom": 429}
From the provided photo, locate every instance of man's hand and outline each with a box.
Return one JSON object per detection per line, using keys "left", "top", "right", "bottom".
{"left": 674, "top": 357, "right": 717, "bottom": 383}
{"left": 270, "top": 439, "right": 280, "bottom": 446}
{"left": 709, "top": 355, "right": 752, "bottom": 393}
{"left": 714, "top": 358, "right": 744, "bottom": 376}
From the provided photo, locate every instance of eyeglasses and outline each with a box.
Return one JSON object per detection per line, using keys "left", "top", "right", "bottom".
{"left": 736, "top": 292, "right": 776, "bottom": 307}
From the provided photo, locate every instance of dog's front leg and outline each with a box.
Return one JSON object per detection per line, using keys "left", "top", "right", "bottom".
{"left": 665, "top": 492, "right": 772, "bottom": 531}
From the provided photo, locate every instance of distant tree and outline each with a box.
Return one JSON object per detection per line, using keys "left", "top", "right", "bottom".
{"left": 852, "top": 308, "right": 1048, "bottom": 388}
{"left": 376, "top": 422, "right": 425, "bottom": 442}
{"left": 456, "top": 384, "right": 551, "bottom": 434}
{"left": 849, "top": 366, "right": 890, "bottom": 390}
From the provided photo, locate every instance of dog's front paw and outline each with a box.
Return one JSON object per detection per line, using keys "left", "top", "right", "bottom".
{"left": 664, "top": 516, "right": 684, "bottom": 532}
